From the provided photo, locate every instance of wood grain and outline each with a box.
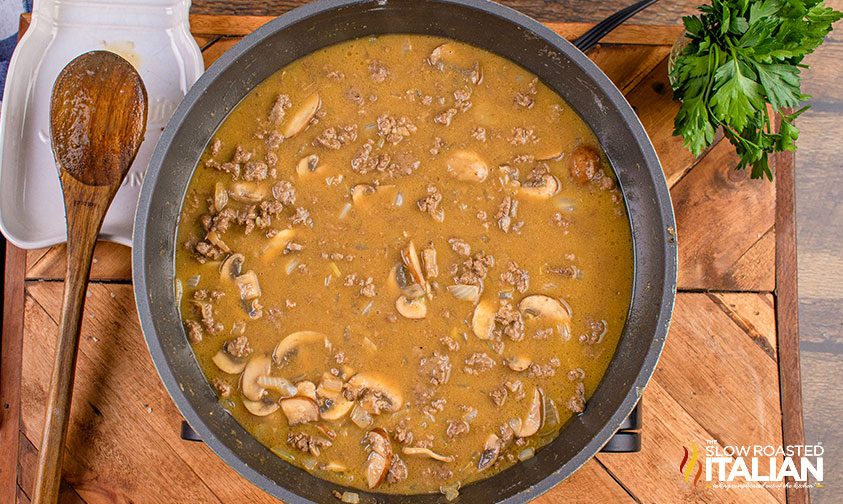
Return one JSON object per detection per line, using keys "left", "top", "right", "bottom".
{"left": 1, "top": 246, "right": 26, "bottom": 502}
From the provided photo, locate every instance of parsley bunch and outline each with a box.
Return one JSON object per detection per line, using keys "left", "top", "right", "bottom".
{"left": 670, "top": 0, "right": 842, "bottom": 179}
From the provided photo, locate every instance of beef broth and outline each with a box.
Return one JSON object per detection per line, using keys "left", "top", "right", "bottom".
{"left": 175, "top": 34, "right": 633, "bottom": 495}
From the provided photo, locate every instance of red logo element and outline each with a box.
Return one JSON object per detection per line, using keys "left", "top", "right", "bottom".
{"left": 680, "top": 444, "right": 703, "bottom": 486}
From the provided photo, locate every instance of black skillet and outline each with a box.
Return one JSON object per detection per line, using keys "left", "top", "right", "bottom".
{"left": 133, "top": 0, "right": 676, "bottom": 502}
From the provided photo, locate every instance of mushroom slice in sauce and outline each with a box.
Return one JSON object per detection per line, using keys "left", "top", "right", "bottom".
{"left": 346, "top": 372, "right": 404, "bottom": 412}
{"left": 260, "top": 228, "right": 297, "bottom": 260}
{"left": 471, "top": 300, "right": 496, "bottom": 340}
{"left": 505, "top": 355, "right": 532, "bottom": 372}
{"left": 446, "top": 150, "right": 488, "bottom": 183}
{"left": 234, "top": 270, "right": 262, "bottom": 300}
{"left": 519, "top": 294, "right": 571, "bottom": 322}
{"left": 395, "top": 295, "right": 427, "bottom": 319}
{"left": 280, "top": 396, "right": 320, "bottom": 425}
{"left": 402, "top": 446, "right": 455, "bottom": 463}
{"left": 240, "top": 354, "right": 272, "bottom": 401}
{"left": 212, "top": 349, "right": 247, "bottom": 374}
{"left": 365, "top": 429, "right": 393, "bottom": 489}
{"left": 213, "top": 181, "right": 229, "bottom": 211}
{"left": 256, "top": 375, "right": 297, "bottom": 397}
{"left": 519, "top": 174, "right": 560, "bottom": 200}
{"left": 219, "top": 253, "right": 245, "bottom": 279}
{"left": 400, "top": 240, "right": 426, "bottom": 287}
{"left": 296, "top": 154, "right": 321, "bottom": 177}
{"left": 320, "top": 395, "right": 354, "bottom": 421}
{"left": 243, "top": 398, "right": 280, "bottom": 417}
{"left": 229, "top": 182, "right": 267, "bottom": 203}
{"left": 273, "top": 331, "right": 328, "bottom": 364}
{"left": 281, "top": 92, "right": 321, "bottom": 138}
{"left": 513, "top": 387, "right": 544, "bottom": 438}
{"left": 477, "top": 433, "right": 502, "bottom": 471}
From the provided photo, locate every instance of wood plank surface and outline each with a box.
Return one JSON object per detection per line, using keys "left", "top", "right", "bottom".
{"left": 2, "top": 6, "right": 814, "bottom": 504}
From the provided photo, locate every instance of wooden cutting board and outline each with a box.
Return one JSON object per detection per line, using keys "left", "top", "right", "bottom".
{"left": 0, "top": 14, "right": 805, "bottom": 504}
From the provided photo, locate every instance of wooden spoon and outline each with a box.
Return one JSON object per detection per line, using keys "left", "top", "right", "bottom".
{"left": 32, "top": 51, "right": 147, "bottom": 504}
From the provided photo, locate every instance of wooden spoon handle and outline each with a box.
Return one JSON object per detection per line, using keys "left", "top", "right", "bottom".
{"left": 32, "top": 181, "right": 111, "bottom": 504}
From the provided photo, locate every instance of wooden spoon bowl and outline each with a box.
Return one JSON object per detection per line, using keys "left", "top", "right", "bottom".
{"left": 33, "top": 50, "right": 147, "bottom": 504}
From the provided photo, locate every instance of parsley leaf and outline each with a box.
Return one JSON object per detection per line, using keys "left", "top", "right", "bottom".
{"left": 670, "top": 0, "right": 842, "bottom": 179}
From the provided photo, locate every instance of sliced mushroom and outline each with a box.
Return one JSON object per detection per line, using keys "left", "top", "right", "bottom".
{"left": 428, "top": 43, "right": 458, "bottom": 69}
{"left": 514, "top": 387, "right": 544, "bottom": 438}
{"left": 396, "top": 295, "right": 427, "bottom": 319}
{"left": 280, "top": 396, "right": 319, "bottom": 425}
{"left": 219, "top": 253, "right": 245, "bottom": 279}
{"left": 260, "top": 228, "right": 297, "bottom": 260}
{"left": 243, "top": 398, "right": 280, "bottom": 417}
{"left": 447, "top": 284, "right": 480, "bottom": 303}
{"left": 505, "top": 355, "right": 532, "bottom": 372}
{"left": 351, "top": 184, "right": 399, "bottom": 208}
{"left": 212, "top": 349, "right": 246, "bottom": 374}
{"left": 205, "top": 230, "right": 230, "bottom": 253}
{"left": 471, "top": 300, "right": 496, "bottom": 340}
{"left": 273, "top": 331, "right": 327, "bottom": 364}
{"left": 400, "top": 240, "right": 425, "bottom": 286}
{"left": 535, "top": 145, "right": 565, "bottom": 162}
{"left": 229, "top": 182, "right": 267, "bottom": 203}
{"left": 320, "top": 395, "right": 354, "bottom": 421}
{"left": 281, "top": 93, "right": 321, "bottom": 138}
{"left": 519, "top": 174, "right": 560, "bottom": 199}
{"left": 478, "top": 433, "right": 502, "bottom": 471}
{"left": 234, "top": 270, "right": 262, "bottom": 300}
{"left": 295, "top": 380, "right": 317, "bottom": 401}
{"left": 570, "top": 145, "right": 601, "bottom": 185}
{"left": 365, "top": 429, "right": 393, "bottom": 489}
{"left": 213, "top": 181, "right": 229, "bottom": 211}
{"left": 296, "top": 154, "right": 321, "bottom": 177}
{"left": 346, "top": 372, "right": 404, "bottom": 412}
{"left": 446, "top": 150, "right": 488, "bottom": 183}
{"left": 402, "top": 446, "right": 454, "bottom": 463}
{"left": 240, "top": 354, "right": 272, "bottom": 401}
{"left": 519, "top": 294, "right": 571, "bottom": 322}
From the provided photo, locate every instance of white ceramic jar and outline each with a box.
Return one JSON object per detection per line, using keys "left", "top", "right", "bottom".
{"left": 0, "top": 0, "right": 204, "bottom": 248}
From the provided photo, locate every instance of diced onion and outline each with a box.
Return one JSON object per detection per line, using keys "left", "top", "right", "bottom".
{"left": 340, "top": 491, "right": 360, "bottom": 503}
{"left": 186, "top": 275, "right": 201, "bottom": 288}
{"left": 338, "top": 202, "right": 352, "bottom": 220}
{"left": 517, "top": 447, "right": 535, "bottom": 461}
{"left": 285, "top": 259, "right": 299, "bottom": 275}
{"left": 447, "top": 284, "right": 480, "bottom": 302}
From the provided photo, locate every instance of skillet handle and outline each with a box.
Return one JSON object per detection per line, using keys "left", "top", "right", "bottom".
{"left": 180, "top": 421, "right": 203, "bottom": 442}
{"left": 573, "top": 0, "right": 660, "bottom": 52}
{"left": 600, "top": 402, "right": 642, "bottom": 453}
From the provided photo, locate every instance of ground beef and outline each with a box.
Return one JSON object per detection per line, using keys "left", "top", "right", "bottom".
{"left": 368, "top": 59, "right": 389, "bottom": 82}
{"left": 377, "top": 114, "right": 417, "bottom": 145}
{"left": 549, "top": 265, "right": 579, "bottom": 278}
{"left": 387, "top": 456, "right": 409, "bottom": 483}
{"left": 528, "top": 359, "right": 560, "bottom": 378}
{"left": 287, "top": 432, "right": 332, "bottom": 456}
{"left": 223, "top": 335, "right": 252, "bottom": 358}
{"left": 394, "top": 422, "right": 414, "bottom": 446}
{"left": 266, "top": 131, "right": 283, "bottom": 150}
{"left": 454, "top": 87, "right": 473, "bottom": 112}
{"left": 439, "top": 336, "right": 459, "bottom": 352}
{"left": 232, "top": 145, "right": 252, "bottom": 164}
{"left": 579, "top": 319, "right": 608, "bottom": 345}
{"left": 495, "top": 196, "right": 518, "bottom": 233}
{"left": 193, "top": 300, "right": 222, "bottom": 334}
{"left": 350, "top": 140, "right": 419, "bottom": 178}
{"left": 417, "top": 185, "right": 444, "bottom": 222}
{"left": 568, "top": 382, "right": 586, "bottom": 413}
{"left": 205, "top": 159, "right": 240, "bottom": 179}
{"left": 495, "top": 300, "right": 524, "bottom": 341}
{"left": 451, "top": 252, "right": 495, "bottom": 287}
{"left": 193, "top": 289, "right": 224, "bottom": 302}
{"left": 448, "top": 238, "right": 471, "bottom": 257}
{"left": 446, "top": 420, "right": 470, "bottom": 439}
{"left": 472, "top": 127, "right": 487, "bottom": 142}
{"left": 568, "top": 368, "right": 586, "bottom": 381}
{"left": 430, "top": 136, "right": 445, "bottom": 155}
{"left": 314, "top": 124, "right": 358, "bottom": 150}
{"left": 184, "top": 320, "right": 203, "bottom": 343}
{"left": 434, "top": 108, "right": 458, "bottom": 126}
{"left": 359, "top": 277, "right": 376, "bottom": 298}
{"left": 500, "top": 261, "right": 529, "bottom": 293}
{"left": 509, "top": 127, "right": 538, "bottom": 145}
{"left": 271, "top": 180, "right": 296, "bottom": 205}
{"left": 210, "top": 138, "right": 221, "bottom": 156}
{"left": 212, "top": 378, "right": 232, "bottom": 397}
{"left": 464, "top": 352, "right": 495, "bottom": 375}
{"left": 420, "top": 352, "right": 452, "bottom": 385}
{"left": 269, "top": 94, "right": 292, "bottom": 125}
{"left": 534, "top": 327, "right": 553, "bottom": 339}
{"left": 242, "top": 161, "right": 268, "bottom": 181}
{"left": 290, "top": 207, "right": 313, "bottom": 227}
{"left": 425, "top": 465, "right": 453, "bottom": 481}
{"left": 514, "top": 78, "right": 538, "bottom": 109}
{"left": 489, "top": 386, "right": 508, "bottom": 407}
{"left": 345, "top": 87, "right": 365, "bottom": 106}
